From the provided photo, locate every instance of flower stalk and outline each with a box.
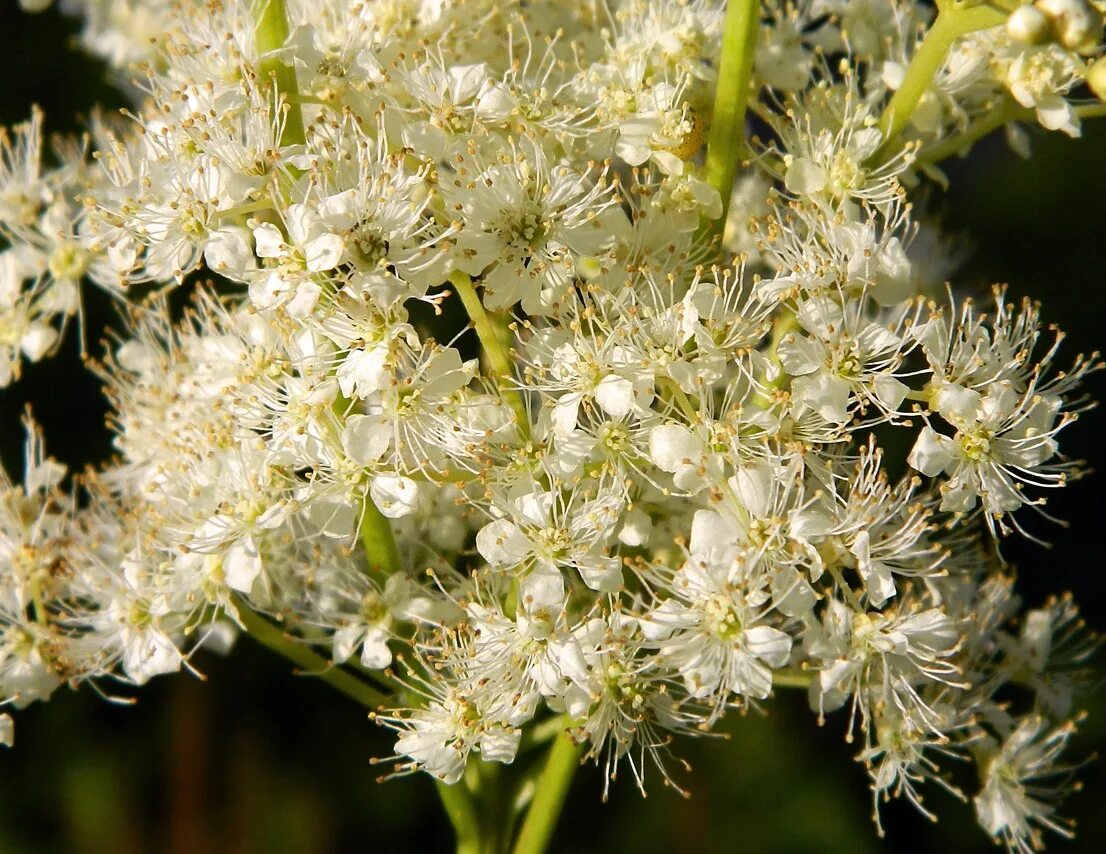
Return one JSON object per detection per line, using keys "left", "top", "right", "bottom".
{"left": 511, "top": 733, "right": 581, "bottom": 854}
{"left": 451, "top": 272, "right": 531, "bottom": 440}
{"left": 360, "top": 494, "right": 403, "bottom": 581}
{"left": 875, "top": 1, "right": 1005, "bottom": 158}
{"left": 233, "top": 597, "right": 390, "bottom": 709}
{"left": 435, "top": 778, "right": 484, "bottom": 854}
{"left": 704, "top": 0, "right": 760, "bottom": 224}
{"left": 254, "top": 0, "right": 305, "bottom": 147}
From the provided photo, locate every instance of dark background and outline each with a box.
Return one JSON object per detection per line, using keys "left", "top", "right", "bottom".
{"left": 1, "top": 6, "right": 1103, "bottom": 852}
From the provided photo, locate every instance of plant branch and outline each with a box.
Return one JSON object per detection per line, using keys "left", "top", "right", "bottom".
{"left": 233, "top": 596, "right": 390, "bottom": 709}
{"left": 704, "top": 0, "right": 760, "bottom": 225}
{"left": 875, "top": 2, "right": 1005, "bottom": 158}
{"left": 451, "top": 271, "right": 531, "bottom": 441}
{"left": 511, "top": 732, "right": 581, "bottom": 854}
{"left": 772, "top": 668, "right": 814, "bottom": 690}
{"left": 751, "top": 306, "right": 797, "bottom": 407}
{"left": 435, "top": 778, "right": 484, "bottom": 854}
{"left": 361, "top": 494, "right": 404, "bottom": 581}
{"left": 254, "top": 0, "right": 306, "bottom": 147}
{"left": 916, "top": 100, "right": 1028, "bottom": 164}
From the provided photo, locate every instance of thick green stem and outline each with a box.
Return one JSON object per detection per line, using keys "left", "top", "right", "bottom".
{"left": 450, "top": 272, "right": 531, "bottom": 440}
{"left": 233, "top": 596, "right": 390, "bottom": 708}
{"left": 772, "top": 668, "right": 814, "bottom": 690}
{"left": 915, "top": 99, "right": 1106, "bottom": 167}
{"left": 435, "top": 779, "right": 483, "bottom": 854}
{"left": 254, "top": 0, "right": 306, "bottom": 147}
{"left": 704, "top": 0, "right": 760, "bottom": 225}
{"left": 916, "top": 100, "right": 1027, "bottom": 165}
{"left": 360, "top": 495, "right": 403, "bottom": 580}
{"left": 751, "top": 306, "right": 797, "bottom": 407}
{"left": 511, "top": 733, "right": 580, "bottom": 854}
{"left": 875, "top": 2, "right": 1005, "bottom": 158}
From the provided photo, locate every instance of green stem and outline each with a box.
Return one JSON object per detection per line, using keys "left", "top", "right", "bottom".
{"left": 254, "top": 0, "right": 306, "bottom": 147}
{"left": 1076, "top": 103, "right": 1106, "bottom": 121}
{"left": 772, "top": 668, "right": 814, "bottom": 690}
{"left": 916, "top": 101, "right": 1027, "bottom": 165}
{"left": 435, "top": 779, "right": 483, "bottom": 854}
{"left": 751, "top": 306, "right": 797, "bottom": 407}
{"left": 451, "top": 272, "right": 531, "bottom": 440}
{"left": 511, "top": 733, "right": 580, "bottom": 854}
{"left": 233, "top": 596, "right": 390, "bottom": 708}
{"left": 915, "top": 101, "right": 1106, "bottom": 167}
{"left": 704, "top": 0, "right": 759, "bottom": 225}
{"left": 874, "top": 2, "right": 1005, "bottom": 158}
{"left": 361, "top": 494, "right": 403, "bottom": 580}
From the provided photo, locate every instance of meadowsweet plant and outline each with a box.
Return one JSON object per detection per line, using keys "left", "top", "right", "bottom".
{"left": 2, "top": 0, "right": 1104, "bottom": 850}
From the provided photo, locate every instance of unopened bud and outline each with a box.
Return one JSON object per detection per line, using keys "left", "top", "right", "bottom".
{"left": 1088, "top": 56, "right": 1106, "bottom": 102}
{"left": 1036, "top": 0, "right": 1103, "bottom": 54}
{"left": 1007, "top": 4, "right": 1053, "bottom": 44}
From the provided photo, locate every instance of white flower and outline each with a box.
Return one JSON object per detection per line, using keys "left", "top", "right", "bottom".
{"left": 249, "top": 203, "right": 344, "bottom": 315}
{"left": 907, "top": 383, "right": 1068, "bottom": 519}
{"left": 974, "top": 716, "right": 1080, "bottom": 854}
{"left": 443, "top": 144, "right": 614, "bottom": 314}
{"left": 778, "top": 295, "right": 909, "bottom": 423}
{"left": 475, "top": 483, "right": 624, "bottom": 592}
{"left": 643, "top": 562, "right": 792, "bottom": 706}
{"left": 1000, "top": 43, "right": 1082, "bottom": 137}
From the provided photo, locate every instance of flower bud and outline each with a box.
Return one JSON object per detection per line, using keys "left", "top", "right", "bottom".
{"left": 1035, "top": 0, "right": 1103, "bottom": 53}
{"left": 1088, "top": 56, "right": 1106, "bottom": 102}
{"left": 1007, "top": 4, "right": 1053, "bottom": 44}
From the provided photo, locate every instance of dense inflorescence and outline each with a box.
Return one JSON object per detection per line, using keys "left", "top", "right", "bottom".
{"left": 3, "top": 1, "right": 1105, "bottom": 850}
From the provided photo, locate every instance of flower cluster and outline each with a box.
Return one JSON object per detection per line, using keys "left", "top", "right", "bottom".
{"left": 3, "top": 1, "right": 1104, "bottom": 850}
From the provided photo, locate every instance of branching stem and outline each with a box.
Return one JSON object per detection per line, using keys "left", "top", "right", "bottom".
{"left": 874, "top": 2, "right": 1005, "bottom": 159}
{"left": 511, "top": 732, "right": 581, "bottom": 854}
{"left": 254, "top": 0, "right": 305, "bottom": 147}
{"left": 704, "top": 0, "right": 760, "bottom": 225}
{"left": 451, "top": 272, "right": 531, "bottom": 441}
{"left": 233, "top": 596, "right": 390, "bottom": 708}
{"left": 360, "top": 494, "right": 403, "bottom": 581}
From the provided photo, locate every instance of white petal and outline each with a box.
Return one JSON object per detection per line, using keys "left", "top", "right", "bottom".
{"left": 19, "top": 323, "right": 57, "bottom": 361}
{"left": 342, "top": 414, "right": 392, "bottom": 464}
{"left": 252, "top": 222, "right": 285, "bottom": 258}
{"left": 551, "top": 393, "right": 582, "bottom": 436}
{"left": 370, "top": 475, "right": 420, "bottom": 518}
{"left": 519, "top": 564, "right": 565, "bottom": 618}
{"left": 317, "top": 189, "right": 360, "bottom": 230}
{"left": 745, "top": 625, "right": 792, "bottom": 668}
{"left": 304, "top": 232, "right": 344, "bottom": 272}
{"left": 908, "top": 427, "right": 954, "bottom": 477}
{"left": 479, "top": 726, "right": 521, "bottom": 764}
{"left": 784, "top": 157, "right": 826, "bottom": 195}
{"left": 333, "top": 624, "right": 363, "bottom": 663}
{"left": 360, "top": 627, "right": 393, "bottom": 669}
{"left": 285, "top": 281, "right": 321, "bottom": 318}
{"left": 306, "top": 498, "right": 357, "bottom": 539}
{"left": 224, "top": 536, "right": 263, "bottom": 592}
{"left": 123, "top": 629, "right": 182, "bottom": 685}
{"left": 204, "top": 227, "right": 255, "bottom": 277}
{"left": 617, "top": 508, "right": 652, "bottom": 547}
{"left": 648, "top": 423, "right": 702, "bottom": 472}
{"left": 595, "top": 374, "right": 634, "bottom": 418}
{"left": 336, "top": 345, "right": 390, "bottom": 398}
{"left": 475, "top": 519, "right": 531, "bottom": 566}
{"left": 576, "top": 554, "right": 622, "bottom": 592}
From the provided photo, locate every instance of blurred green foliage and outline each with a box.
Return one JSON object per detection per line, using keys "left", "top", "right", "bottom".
{"left": 0, "top": 5, "right": 1103, "bottom": 852}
